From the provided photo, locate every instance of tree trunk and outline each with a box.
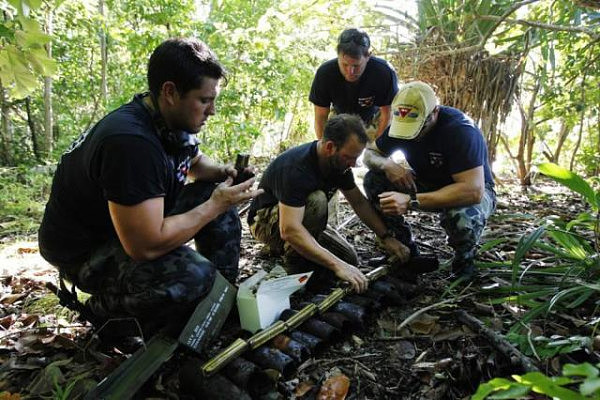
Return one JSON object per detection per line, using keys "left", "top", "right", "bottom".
{"left": 25, "top": 97, "right": 41, "bottom": 162}
{"left": 552, "top": 119, "right": 570, "bottom": 164}
{"left": 596, "top": 109, "right": 600, "bottom": 177}
{"left": 569, "top": 114, "right": 585, "bottom": 172}
{"left": 569, "top": 74, "right": 587, "bottom": 171}
{"left": 0, "top": 85, "right": 13, "bottom": 166}
{"left": 516, "top": 81, "right": 540, "bottom": 187}
{"left": 43, "top": 9, "right": 53, "bottom": 158}
{"left": 99, "top": 0, "right": 108, "bottom": 106}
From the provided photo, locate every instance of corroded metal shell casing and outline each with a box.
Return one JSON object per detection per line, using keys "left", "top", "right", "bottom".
{"left": 272, "top": 334, "right": 311, "bottom": 362}
{"left": 344, "top": 294, "right": 382, "bottom": 312}
{"left": 247, "top": 347, "right": 296, "bottom": 377}
{"left": 299, "top": 318, "right": 338, "bottom": 340}
{"left": 320, "top": 311, "right": 352, "bottom": 331}
{"left": 370, "top": 280, "right": 406, "bottom": 306}
{"left": 223, "top": 357, "right": 274, "bottom": 398}
{"left": 289, "top": 330, "right": 324, "bottom": 353}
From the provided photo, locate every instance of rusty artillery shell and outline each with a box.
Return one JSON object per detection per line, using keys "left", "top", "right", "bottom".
{"left": 370, "top": 280, "right": 406, "bottom": 306}
{"left": 180, "top": 362, "right": 252, "bottom": 400}
{"left": 320, "top": 312, "right": 352, "bottom": 331}
{"left": 331, "top": 301, "right": 365, "bottom": 327}
{"left": 344, "top": 294, "right": 382, "bottom": 312}
{"left": 310, "top": 295, "right": 366, "bottom": 327}
{"left": 300, "top": 318, "right": 338, "bottom": 340}
{"left": 290, "top": 331, "right": 324, "bottom": 353}
{"left": 363, "top": 288, "right": 387, "bottom": 304}
{"left": 222, "top": 357, "right": 274, "bottom": 398}
{"left": 272, "top": 334, "right": 310, "bottom": 363}
{"left": 247, "top": 346, "right": 296, "bottom": 377}
{"left": 384, "top": 275, "right": 419, "bottom": 296}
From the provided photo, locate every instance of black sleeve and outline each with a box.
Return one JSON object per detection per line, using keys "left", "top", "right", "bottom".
{"left": 309, "top": 65, "right": 332, "bottom": 108}
{"left": 95, "top": 135, "right": 167, "bottom": 206}
{"left": 380, "top": 66, "right": 399, "bottom": 106}
{"left": 275, "top": 166, "right": 314, "bottom": 208}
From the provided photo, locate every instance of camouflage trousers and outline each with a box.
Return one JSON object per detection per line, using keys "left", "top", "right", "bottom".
{"left": 249, "top": 191, "right": 358, "bottom": 288}
{"left": 363, "top": 170, "right": 496, "bottom": 268}
{"left": 59, "top": 181, "right": 241, "bottom": 328}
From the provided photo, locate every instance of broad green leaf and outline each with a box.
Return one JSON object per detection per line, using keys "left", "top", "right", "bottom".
{"left": 515, "top": 372, "right": 583, "bottom": 400}
{"left": 487, "top": 384, "right": 531, "bottom": 399}
{"left": 6, "top": 0, "right": 21, "bottom": 9}
{"left": 538, "top": 163, "right": 598, "bottom": 210}
{"left": 548, "top": 230, "right": 591, "bottom": 260}
{"left": 23, "top": 0, "right": 42, "bottom": 9}
{"left": 15, "top": 29, "right": 51, "bottom": 48}
{"left": 25, "top": 49, "right": 56, "bottom": 76}
{"left": 563, "top": 363, "right": 599, "bottom": 379}
{"left": 472, "top": 378, "right": 515, "bottom": 400}
{"left": 580, "top": 377, "right": 600, "bottom": 396}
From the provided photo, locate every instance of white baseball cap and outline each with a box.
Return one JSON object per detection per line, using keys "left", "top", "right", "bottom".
{"left": 389, "top": 81, "right": 438, "bottom": 140}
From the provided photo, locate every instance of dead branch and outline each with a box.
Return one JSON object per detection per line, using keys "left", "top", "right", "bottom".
{"left": 456, "top": 309, "right": 539, "bottom": 372}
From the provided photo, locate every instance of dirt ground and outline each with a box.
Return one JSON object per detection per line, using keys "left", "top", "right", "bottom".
{"left": 0, "top": 179, "right": 596, "bottom": 399}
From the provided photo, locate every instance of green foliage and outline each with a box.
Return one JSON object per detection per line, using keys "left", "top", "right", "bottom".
{"left": 506, "top": 333, "right": 591, "bottom": 359}
{"left": 473, "top": 363, "right": 600, "bottom": 399}
{"left": 0, "top": 1, "right": 57, "bottom": 99}
{"left": 0, "top": 166, "right": 53, "bottom": 238}
{"left": 52, "top": 375, "right": 79, "bottom": 400}
{"left": 539, "top": 162, "right": 599, "bottom": 211}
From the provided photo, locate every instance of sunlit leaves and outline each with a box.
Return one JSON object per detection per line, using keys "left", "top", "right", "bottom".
{"left": 0, "top": 4, "right": 56, "bottom": 99}
{"left": 538, "top": 163, "right": 598, "bottom": 211}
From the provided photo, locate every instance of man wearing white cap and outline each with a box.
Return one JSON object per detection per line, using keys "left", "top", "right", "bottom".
{"left": 363, "top": 81, "right": 496, "bottom": 278}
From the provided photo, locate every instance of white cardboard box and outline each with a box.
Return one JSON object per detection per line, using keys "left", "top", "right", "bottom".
{"left": 237, "top": 270, "right": 313, "bottom": 333}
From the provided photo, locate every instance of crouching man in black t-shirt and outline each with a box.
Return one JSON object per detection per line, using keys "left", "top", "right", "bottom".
{"left": 363, "top": 81, "right": 496, "bottom": 280}
{"left": 247, "top": 114, "right": 411, "bottom": 293}
{"left": 38, "top": 38, "right": 262, "bottom": 337}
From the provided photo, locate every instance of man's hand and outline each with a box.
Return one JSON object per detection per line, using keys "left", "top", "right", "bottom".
{"left": 221, "top": 164, "right": 237, "bottom": 180}
{"left": 210, "top": 176, "right": 263, "bottom": 213}
{"left": 333, "top": 262, "right": 368, "bottom": 293}
{"left": 378, "top": 191, "right": 410, "bottom": 215}
{"left": 384, "top": 162, "right": 416, "bottom": 192}
{"left": 381, "top": 237, "right": 410, "bottom": 264}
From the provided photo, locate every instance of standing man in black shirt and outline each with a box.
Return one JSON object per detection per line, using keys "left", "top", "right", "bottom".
{"left": 39, "top": 38, "right": 262, "bottom": 335}
{"left": 309, "top": 28, "right": 399, "bottom": 141}
{"left": 248, "top": 114, "right": 410, "bottom": 293}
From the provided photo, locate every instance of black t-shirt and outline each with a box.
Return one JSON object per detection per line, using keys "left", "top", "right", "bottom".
{"left": 309, "top": 56, "right": 398, "bottom": 123}
{"left": 248, "top": 141, "right": 356, "bottom": 224}
{"left": 38, "top": 94, "right": 199, "bottom": 265}
{"left": 375, "top": 106, "right": 494, "bottom": 188}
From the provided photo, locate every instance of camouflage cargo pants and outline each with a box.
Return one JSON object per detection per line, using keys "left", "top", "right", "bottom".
{"left": 363, "top": 170, "right": 496, "bottom": 268}
{"left": 60, "top": 181, "right": 241, "bottom": 327}
{"left": 249, "top": 191, "right": 358, "bottom": 288}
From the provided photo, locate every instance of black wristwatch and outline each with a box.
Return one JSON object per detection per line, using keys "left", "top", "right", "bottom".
{"left": 409, "top": 191, "right": 420, "bottom": 210}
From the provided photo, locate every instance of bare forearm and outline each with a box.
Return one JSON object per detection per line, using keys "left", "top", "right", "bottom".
{"left": 374, "top": 106, "right": 391, "bottom": 139}
{"left": 314, "top": 106, "right": 329, "bottom": 139}
{"left": 282, "top": 227, "right": 343, "bottom": 272}
{"left": 363, "top": 148, "right": 391, "bottom": 171}
{"left": 347, "top": 196, "right": 388, "bottom": 238}
{"left": 134, "top": 199, "right": 227, "bottom": 260}
{"left": 418, "top": 182, "right": 483, "bottom": 209}
{"left": 189, "top": 155, "right": 227, "bottom": 182}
